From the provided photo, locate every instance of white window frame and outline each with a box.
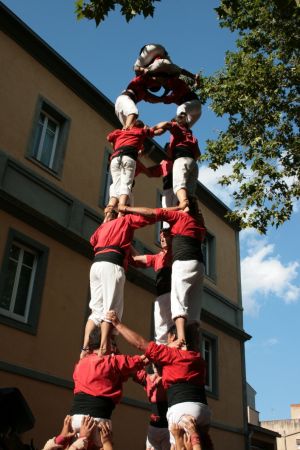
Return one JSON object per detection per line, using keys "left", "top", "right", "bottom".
{"left": 202, "top": 335, "right": 213, "bottom": 391}
{"left": 34, "top": 111, "right": 60, "bottom": 169}
{"left": 202, "top": 233, "right": 216, "bottom": 280}
{"left": 0, "top": 243, "right": 38, "bottom": 323}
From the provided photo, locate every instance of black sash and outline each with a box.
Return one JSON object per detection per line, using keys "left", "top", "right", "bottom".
{"left": 70, "top": 392, "right": 115, "bottom": 419}
{"left": 172, "top": 235, "right": 203, "bottom": 263}
{"left": 167, "top": 383, "right": 207, "bottom": 408}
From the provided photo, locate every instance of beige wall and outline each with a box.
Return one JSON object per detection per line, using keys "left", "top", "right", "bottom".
{"left": 0, "top": 32, "right": 112, "bottom": 209}
{"left": 262, "top": 420, "right": 300, "bottom": 450}
{"left": 202, "top": 322, "right": 245, "bottom": 429}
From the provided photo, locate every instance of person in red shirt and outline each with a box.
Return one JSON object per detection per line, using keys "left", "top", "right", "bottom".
{"left": 133, "top": 367, "right": 170, "bottom": 450}
{"left": 81, "top": 208, "right": 156, "bottom": 357}
{"left": 158, "top": 76, "right": 202, "bottom": 128}
{"left": 115, "top": 74, "right": 165, "bottom": 129}
{"left": 105, "top": 311, "right": 212, "bottom": 448}
{"left": 118, "top": 198, "right": 205, "bottom": 345}
{"left": 154, "top": 113, "right": 201, "bottom": 211}
{"left": 106, "top": 119, "right": 166, "bottom": 212}
{"left": 131, "top": 228, "right": 173, "bottom": 345}
{"left": 71, "top": 328, "right": 146, "bottom": 446}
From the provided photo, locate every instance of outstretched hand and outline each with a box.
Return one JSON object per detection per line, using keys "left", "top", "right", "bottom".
{"left": 79, "top": 416, "right": 96, "bottom": 439}
{"left": 59, "top": 415, "right": 76, "bottom": 440}
{"left": 106, "top": 310, "right": 120, "bottom": 327}
{"left": 98, "top": 421, "right": 112, "bottom": 444}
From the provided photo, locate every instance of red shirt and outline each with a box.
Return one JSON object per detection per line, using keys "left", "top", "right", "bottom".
{"left": 154, "top": 209, "right": 205, "bottom": 243}
{"left": 125, "top": 75, "right": 162, "bottom": 103}
{"left": 147, "top": 160, "right": 173, "bottom": 177}
{"left": 90, "top": 214, "right": 156, "bottom": 270}
{"left": 169, "top": 122, "right": 200, "bottom": 159}
{"left": 134, "top": 369, "right": 167, "bottom": 403}
{"left": 162, "top": 78, "right": 194, "bottom": 105}
{"left": 145, "top": 250, "right": 172, "bottom": 272}
{"left": 145, "top": 342, "right": 206, "bottom": 389}
{"left": 73, "top": 353, "right": 144, "bottom": 404}
{"left": 107, "top": 127, "right": 155, "bottom": 154}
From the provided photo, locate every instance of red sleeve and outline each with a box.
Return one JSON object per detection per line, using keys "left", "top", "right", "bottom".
{"left": 154, "top": 208, "right": 181, "bottom": 226}
{"left": 127, "top": 214, "right": 157, "bottom": 229}
{"left": 107, "top": 129, "right": 119, "bottom": 143}
{"left": 169, "top": 122, "right": 182, "bottom": 138}
{"left": 145, "top": 254, "right": 157, "bottom": 268}
{"left": 132, "top": 369, "right": 147, "bottom": 386}
{"left": 145, "top": 342, "right": 176, "bottom": 365}
{"left": 115, "top": 355, "right": 145, "bottom": 380}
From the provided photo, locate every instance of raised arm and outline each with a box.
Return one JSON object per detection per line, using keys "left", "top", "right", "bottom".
{"left": 131, "top": 254, "right": 148, "bottom": 267}
{"left": 106, "top": 311, "right": 149, "bottom": 352}
{"left": 119, "top": 205, "right": 157, "bottom": 217}
{"left": 152, "top": 121, "right": 172, "bottom": 131}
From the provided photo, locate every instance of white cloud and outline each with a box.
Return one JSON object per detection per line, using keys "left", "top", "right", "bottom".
{"left": 262, "top": 338, "right": 279, "bottom": 347}
{"left": 198, "top": 163, "right": 237, "bottom": 207}
{"left": 241, "top": 238, "right": 300, "bottom": 316}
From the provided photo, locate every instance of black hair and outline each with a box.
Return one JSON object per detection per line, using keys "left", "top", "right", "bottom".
{"left": 167, "top": 322, "right": 200, "bottom": 352}
{"left": 134, "top": 119, "right": 145, "bottom": 128}
{"left": 87, "top": 327, "right": 101, "bottom": 351}
{"left": 160, "top": 227, "right": 170, "bottom": 234}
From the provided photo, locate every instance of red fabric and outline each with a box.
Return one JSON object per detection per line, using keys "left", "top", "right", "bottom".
{"left": 147, "top": 160, "right": 173, "bottom": 177}
{"left": 154, "top": 209, "right": 205, "bottom": 243}
{"left": 126, "top": 75, "right": 162, "bottom": 103}
{"left": 134, "top": 369, "right": 167, "bottom": 403}
{"left": 73, "top": 353, "right": 144, "bottom": 404}
{"left": 107, "top": 127, "right": 155, "bottom": 154}
{"left": 145, "top": 342, "right": 206, "bottom": 389}
{"left": 135, "top": 160, "right": 146, "bottom": 177}
{"left": 145, "top": 250, "right": 172, "bottom": 271}
{"left": 162, "top": 78, "right": 192, "bottom": 105}
{"left": 169, "top": 122, "right": 199, "bottom": 159}
{"left": 90, "top": 214, "right": 156, "bottom": 270}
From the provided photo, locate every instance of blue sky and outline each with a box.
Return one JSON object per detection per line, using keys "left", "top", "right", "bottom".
{"left": 3, "top": 0, "right": 299, "bottom": 421}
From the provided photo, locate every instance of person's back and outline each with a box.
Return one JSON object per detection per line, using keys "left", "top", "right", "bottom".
{"left": 73, "top": 352, "right": 144, "bottom": 403}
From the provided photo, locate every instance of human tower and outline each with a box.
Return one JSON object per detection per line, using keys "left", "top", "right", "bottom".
{"left": 47, "top": 45, "right": 214, "bottom": 450}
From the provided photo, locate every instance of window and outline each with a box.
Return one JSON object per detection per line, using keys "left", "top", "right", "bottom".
{"left": 99, "top": 148, "right": 112, "bottom": 208}
{"left": 201, "top": 332, "right": 218, "bottom": 396}
{"left": 202, "top": 233, "right": 216, "bottom": 280}
{"left": 27, "top": 97, "right": 70, "bottom": 176}
{"left": 0, "top": 230, "right": 49, "bottom": 334}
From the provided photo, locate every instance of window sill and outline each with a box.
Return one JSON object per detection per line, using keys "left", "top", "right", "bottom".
{"left": 26, "top": 156, "right": 62, "bottom": 180}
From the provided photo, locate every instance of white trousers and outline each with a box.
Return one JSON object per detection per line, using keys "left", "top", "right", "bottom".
{"left": 154, "top": 292, "right": 172, "bottom": 345}
{"left": 177, "top": 99, "right": 202, "bottom": 128}
{"left": 146, "top": 424, "right": 170, "bottom": 450}
{"left": 115, "top": 94, "right": 138, "bottom": 126}
{"left": 89, "top": 261, "right": 125, "bottom": 326}
{"left": 167, "top": 402, "right": 211, "bottom": 445}
{"left": 110, "top": 155, "right": 136, "bottom": 197}
{"left": 172, "top": 157, "right": 198, "bottom": 197}
{"left": 171, "top": 260, "right": 204, "bottom": 322}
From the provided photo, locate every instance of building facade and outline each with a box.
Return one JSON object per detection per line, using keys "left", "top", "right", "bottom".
{"left": 0, "top": 4, "right": 250, "bottom": 449}
{"left": 261, "top": 405, "right": 300, "bottom": 450}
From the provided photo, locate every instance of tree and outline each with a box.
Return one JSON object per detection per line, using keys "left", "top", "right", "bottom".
{"left": 75, "top": 0, "right": 299, "bottom": 233}
{"left": 203, "top": 0, "right": 300, "bottom": 232}
{"left": 75, "top": 0, "right": 160, "bottom": 25}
